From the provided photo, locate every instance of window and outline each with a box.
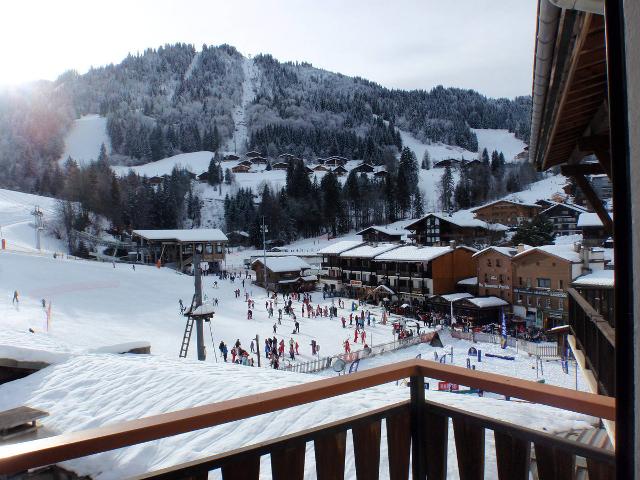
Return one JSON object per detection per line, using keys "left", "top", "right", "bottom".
{"left": 487, "top": 259, "right": 492, "bottom": 267}
{"left": 526, "top": 278, "right": 531, "bottom": 287}
{"left": 546, "top": 298, "right": 551, "bottom": 308}
{"left": 519, "top": 277, "right": 523, "bottom": 286}
{"left": 216, "top": 243, "right": 223, "bottom": 254}
{"left": 537, "top": 278, "right": 551, "bottom": 288}
{"left": 527, "top": 296, "right": 531, "bottom": 306}
{"left": 496, "top": 259, "right": 501, "bottom": 267}
{"left": 559, "top": 279, "right": 564, "bottom": 289}
{"left": 205, "top": 243, "right": 213, "bottom": 254}
{"left": 484, "top": 273, "right": 488, "bottom": 282}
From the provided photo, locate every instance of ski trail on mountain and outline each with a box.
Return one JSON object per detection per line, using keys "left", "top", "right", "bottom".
{"left": 228, "top": 56, "right": 258, "bottom": 153}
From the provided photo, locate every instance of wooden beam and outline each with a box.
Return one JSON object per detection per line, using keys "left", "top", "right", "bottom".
{"left": 561, "top": 163, "right": 605, "bottom": 176}
{"left": 571, "top": 173, "right": 614, "bottom": 234}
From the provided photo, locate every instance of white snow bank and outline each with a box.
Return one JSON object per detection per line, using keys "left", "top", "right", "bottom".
{"left": 573, "top": 269, "right": 614, "bottom": 287}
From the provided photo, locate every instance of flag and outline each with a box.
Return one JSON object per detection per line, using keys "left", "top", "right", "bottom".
{"left": 500, "top": 308, "right": 507, "bottom": 349}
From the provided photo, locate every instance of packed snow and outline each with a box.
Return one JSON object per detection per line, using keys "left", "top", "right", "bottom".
{"left": 58, "top": 115, "right": 111, "bottom": 166}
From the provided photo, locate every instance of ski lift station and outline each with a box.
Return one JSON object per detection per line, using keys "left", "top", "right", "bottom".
{"left": 132, "top": 229, "right": 228, "bottom": 273}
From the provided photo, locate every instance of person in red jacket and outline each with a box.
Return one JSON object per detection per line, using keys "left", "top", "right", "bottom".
{"left": 343, "top": 339, "right": 351, "bottom": 354}
{"left": 353, "top": 329, "right": 359, "bottom": 343}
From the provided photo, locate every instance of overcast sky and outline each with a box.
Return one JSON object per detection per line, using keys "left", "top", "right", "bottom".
{"left": 1, "top": 0, "right": 537, "bottom": 98}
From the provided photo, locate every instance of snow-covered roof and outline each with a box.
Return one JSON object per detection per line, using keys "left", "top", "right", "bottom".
{"left": 470, "top": 198, "right": 541, "bottom": 211}
{"left": 133, "top": 229, "right": 228, "bottom": 242}
{"left": 356, "top": 225, "right": 410, "bottom": 237}
{"left": 374, "top": 245, "right": 452, "bottom": 262}
{"left": 251, "top": 255, "right": 311, "bottom": 273}
{"left": 464, "top": 297, "right": 510, "bottom": 308}
{"left": 457, "top": 277, "right": 478, "bottom": 285}
{"left": 540, "top": 202, "right": 588, "bottom": 215}
{"left": 339, "top": 243, "right": 400, "bottom": 259}
{"left": 407, "top": 211, "right": 508, "bottom": 232}
{"left": 513, "top": 244, "right": 581, "bottom": 263}
{"left": 577, "top": 212, "right": 613, "bottom": 228}
{"left": 317, "top": 240, "right": 364, "bottom": 255}
{"left": 472, "top": 246, "right": 520, "bottom": 258}
{"left": 572, "top": 269, "right": 614, "bottom": 288}
{"left": 439, "top": 292, "right": 473, "bottom": 302}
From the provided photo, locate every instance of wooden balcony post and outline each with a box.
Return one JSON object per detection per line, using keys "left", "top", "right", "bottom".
{"left": 410, "top": 375, "right": 427, "bottom": 480}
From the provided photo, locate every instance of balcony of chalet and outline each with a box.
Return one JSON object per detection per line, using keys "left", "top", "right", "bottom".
{"left": 0, "top": 360, "right": 616, "bottom": 479}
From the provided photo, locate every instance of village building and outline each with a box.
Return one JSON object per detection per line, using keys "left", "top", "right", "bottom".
{"left": 338, "top": 243, "right": 400, "bottom": 297}
{"left": 473, "top": 246, "right": 522, "bottom": 303}
{"left": 238, "top": 160, "right": 253, "bottom": 167}
{"left": 406, "top": 212, "right": 507, "bottom": 247}
{"left": 271, "top": 162, "right": 289, "bottom": 170}
{"left": 312, "top": 164, "right": 329, "bottom": 172}
{"left": 332, "top": 165, "right": 348, "bottom": 176}
{"left": 231, "top": 164, "right": 251, "bottom": 173}
{"left": 456, "top": 276, "right": 478, "bottom": 296}
{"left": 511, "top": 244, "right": 606, "bottom": 329}
{"left": 225, "top": 230, "right": 251, "bottom": 247}
{"left": 132, "top": 229, "right": 228, "bottom": 273}
{"left": 250, "top": 156, "right": 268, "bottom": 164}
{"left": 323, "top": 158, "right": 347, "bottom": 167}
{"left": 196, "top": 172, "right": 209, "bottom": 183}
{"left": 373, "top": 167, "right": 388, "bottom": 179}
{"left": 222, "top": 154, "right": 240, "bottom": 161}
{"left": 250, "top": 256, "right": 317, "bottom": 292}
{"left": 245, "top": 151, "right": 262, "bottom": 158}
{"left": 356, "top": 225, "right": 408, "bottom": 243}
{"left": 317, "top": 240, "right": 364, "bottom": 293}
{"left": 351, "top": 162, "right": 375, "bottom": 174}
{"left": 433, "top": 158, "right": 462, "bottom": 168}
{"left": 471, "top": 199, "right": 542, "bottom": 227}
{"left": 538, "top": 202, "right": 588, "bottom": 237}
{"left": 578, "top": 212, "right": 613, "bottom": 247}
{"left": 148, "top": 176, "right": 164, "bottom": 186}
{"left": 372, "top": 245, "right": 477, "bottom": 305}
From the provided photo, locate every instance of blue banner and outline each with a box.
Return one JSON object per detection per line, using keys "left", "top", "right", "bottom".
{"left": 500, "top": 308, "right": 507, "bottom": 349}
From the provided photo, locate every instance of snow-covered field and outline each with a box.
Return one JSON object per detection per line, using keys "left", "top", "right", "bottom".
{"left": 58, "top": 115, "right": 111, "bottom": 166}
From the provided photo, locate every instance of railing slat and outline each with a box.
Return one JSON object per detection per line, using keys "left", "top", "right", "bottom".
{"left": 353, "top": 419, "right": 382, "bottom": 480}
{"left": 220, "top": 455, "right": 260, "bottom": 480}
{"left": 453, "top": 417, "right": 485, "bottom": 480}
{"left": 494, "top": 431, "right": 530, "bottom": 480}
{"left": 314, "top": 431, "right": 346, "bottom": 480}
{"left": 424, "top": 412, "right": 448, "bottom": 480}
{"left": 534, "top": 443, "right": 575, "bottom": 480}
{"left": 586, "top": 457, "right": 616, "bottom": 480}
{"left": 386, "top": 410, "right": 411, "bottom": 480}
{"left": 271, "top": 444, "right": 305, "bottom": 480}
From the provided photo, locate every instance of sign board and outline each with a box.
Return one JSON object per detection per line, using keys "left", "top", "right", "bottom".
{"left": 350, "top": 280, "right": 362, "bottom": 287}
{"left": 438, "top": 382, "right": 459, "bottom": 391}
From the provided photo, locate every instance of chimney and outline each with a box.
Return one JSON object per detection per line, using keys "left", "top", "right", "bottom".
{"left": 573, "top": 241, "right": 581, "bottom": 253}
{"left": 517, "top": 243, "right": 526, "bottom": 253}
{"left": 449, "top": 240, "right": 456, "bottom": 249}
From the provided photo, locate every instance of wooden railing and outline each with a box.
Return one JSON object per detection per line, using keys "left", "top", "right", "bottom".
{"left": 567, "top": 287, "right": 616, "bottom": 396}
{"left": 0, "top": 359, "right": 616, "bottom": 479}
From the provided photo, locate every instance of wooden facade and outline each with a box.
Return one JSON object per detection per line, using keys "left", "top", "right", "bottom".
{"left": 406, "top": 214, "right": 505, "bottom": 247}
{"left": 540, "top": 203, "right": 587, "bottom": 237}
{"left": 472, "top": 200, "right": 542, "bottom": 227}
{"left": 356, "top": 226, "right": 404, "bottom": 243}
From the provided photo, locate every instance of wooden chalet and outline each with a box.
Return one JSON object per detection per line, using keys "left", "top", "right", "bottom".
{"left": 356, "top": 225, "right": 407, "bottom": 243}
{"left": 238, "top": 160, "right": 253, "bottom": 167}
{"left": 223, "top": 154, "right": 240, "bottom": 161}
{"left": 251, "top": 156, "right": 268, "bottom": 164}
{"left": 304, "top": 166, "right": 314, "bottom": 174}
{"left": 332, "top": 165, "right": 348, "bottom": 176}
{"left": 578, "top": 212, "right": 612, "bottom": 247}
{"left": 132, "top": 228, "right": 228, "bottom": 273}
{"left": 231, "top": 164, "right": 251, "bottom": 173}
{"left": 351, "top": 163, "right": 375, "bottom": 174}
{"left": 251, "top": 255, "right": 317, "bottom": 293}
{"left": 462, "top": 159, "right": 482, "bottom": 169}
{"left": 245, "top": 151, "right": 262, "bottom": 158}
{"left": 312, "top": 165, "right": 329, "bottom": 172}
{"left": 429, "top": 294, "right": 509, "bottom": 326}
{"left": 473, "top": 246, "right": 520, "bottom": 303}
{"left": 406, "top": 212, "right": 507, "bottom": 247}
{"left": 373, "top": 168, "right": 388, "bottom": 179}
{"left": 148, "top": 176, "right": 164, "bottom": 186}
{"left": 196, "top": 172, "right": 209, "bottom": 183}
{"left": 324, "top": 158, "right": 347, "bottom": 167}
{"left": 472, "top": 199, "right": 543, "bottom": 227}
{"left": 271, "top": 162, "right": 289, "bottom": 170}
{"left": 539, "top": 202, "right": 588, "bottom": 236}
{"left": 433, "top": 158, "right": 462, "bottom": 168}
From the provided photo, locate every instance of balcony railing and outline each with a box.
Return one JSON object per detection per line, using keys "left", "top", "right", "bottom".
{"left": 567, "top": 287, "right": 616, "bottom": 396}
{"left": 0, "top": 360, "right": 615, "bottom": 479}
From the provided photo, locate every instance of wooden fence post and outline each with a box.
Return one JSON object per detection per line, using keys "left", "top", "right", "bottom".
{"left": 410, "top": 375, "right": 426, "bottom": 480}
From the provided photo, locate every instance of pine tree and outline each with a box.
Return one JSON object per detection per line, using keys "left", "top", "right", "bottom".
{"left": 421, "top": 150, "right": 431, "bottom": 170}
{"left": 224, "top": 168, "right": 234, "bottom": 185}
{"left": 512, "top": 216, "right": 554, "bottom": 246}
{"left": 440, "top": 165, "right": 454, "bottom": 213}
{"left": 413, "top": 189, "right": 425, "bottom": 218}
{"left": 149, "top": 124, "right": 166, "bottom": 161}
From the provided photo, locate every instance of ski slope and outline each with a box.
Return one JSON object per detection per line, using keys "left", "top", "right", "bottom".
{"left": 58, "top": 114, "right": 111, "bottom": 166}
{"left": 0, "top": 188, "right": 65, "bottom": 253}
{"left": 226, "top": 56, "right": 258, "bottom": 153}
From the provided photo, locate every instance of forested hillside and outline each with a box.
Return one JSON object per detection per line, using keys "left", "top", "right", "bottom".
{"left": 0, "top": 43, "right": 530, "bottom": 195}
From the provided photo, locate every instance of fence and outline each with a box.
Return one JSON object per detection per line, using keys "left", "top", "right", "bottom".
{"left": 450, "top": 330, "right": 560, "bottom": 358}
{"left": 280, "top": 332, "right": 438, "bottom": 374}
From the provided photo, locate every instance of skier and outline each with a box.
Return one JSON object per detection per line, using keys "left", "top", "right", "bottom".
{"left": 250, "top": 340, "right": 255, "bottom": 353}
{"left": 343, "top": 339, "right": 351, "bottom": 354}
{"left": 361, "top": 330, "right": 367, "bottom": 344}
{"left": 354, "top": 329, "right": 359, "bottom": 343}
{"left": 295, "top": 320, "right": 300, "bottom": 333}
{"left": 231, "top": 347, "right": 237, "bottom": 363}
{"left": 273, "top": 323, "right": 277, "bottom": 334}
{"left": 295, "top": 341, "right": 300, "bottom": 355}
{"left": 341, "top": 317, "right": 346, "bottom": 328}
{"left": 179, "top": 299, "right": 184, "bottom": 314}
